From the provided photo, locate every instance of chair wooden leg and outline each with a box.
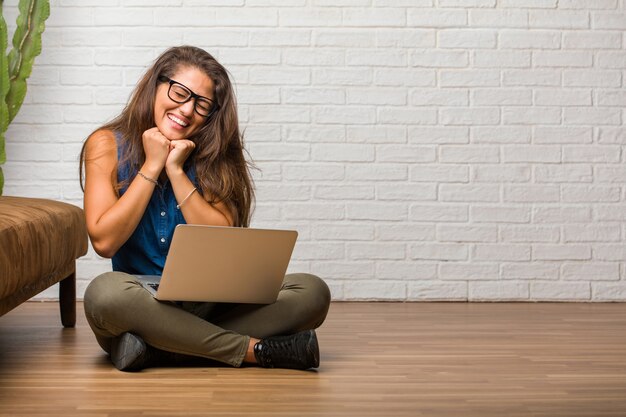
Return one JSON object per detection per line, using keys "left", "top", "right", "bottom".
{"left": 59, "top": 270, "right": 76, "bottom": 328}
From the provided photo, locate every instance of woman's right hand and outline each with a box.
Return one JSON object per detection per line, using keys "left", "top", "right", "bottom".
{"left": 142, "top": 127, "right": 171, "bottom": 175}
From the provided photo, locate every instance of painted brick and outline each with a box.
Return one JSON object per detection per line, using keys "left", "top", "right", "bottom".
{"left": 472, "top": 244, "right": 531, "bottom": 261}
{"left": 316, "top": 106, "right": 377, "bottom": 125}
{"left": 469, "top": 281, "right": 530, "bottom": 301}
{"left": 592, "top": 283, "right": 626, "bottom": 301}
{"left": 313, "top": 30, "right": 376, "bottom": 48}
{"left": 471, "top": 205, "right": 531, "bottom": 223}
{"left": 529, "top": 10, "right": 590, "bottom": 29}
{"left": 283, "top": 203, "right": 345, "bottom": 220}
{"left": 408, "top": 281, "right": 468, "bottom": 301}
{"left": 410, "top": 204, "right": 469, "bottom": 222}
{"left": 410, "top": 243, "right": 469, "bottom": 261}
{"left": 533, "top": 127, "right": 593, "bottom": 144}
{"left": 410, "top": 165, "right": 469, "bottom": 183}
{"left": 562, "top": 31, "right": 622, "bottom": 48}
{"left": 562, "top": 262, "right": 620, "bottom": 280}
{"left": 409, "top": 127, "right": 469, "bottom": 144}
{"left": 374, "top": 69, "right": 436, "bottom": 87}
{"left": 471, "top": 127, "right": 531, "bottom": 143}
{"left": 312, "top": 224, "right": 375, "bottom": 241}
{"left": 531, "top": 282, "right": 591, "bottom": 300}
{"left": 440, "top": 184, "right": 500, "bottom": 202}
{"left": 347, "top": 126, "right": 406, "bottom": 144}
{"left": 534, "top": 165, "right": 593, "bottom": 183}
{"left": 377, "top": 30, "right": 436, "bottom": 48}
{"left": 440, "top": 70, "right": 500, "bottom": 87}
{"left": 533, "top": 50, "right": 593, "bottom": 67}
{"left": 562, "top": 185, "right": 620, "bottom": 202}
{"left": 410, "top": 50, "right": 468, "bottom": 68}
{"left": 440, "top": 146, "right": 500, "bottom": 163}
{"left": 279, "top": 9, "right": 342, "bottom": 27}
{"left": 285, "top": 125, "right": 346, "bottom": 143}
{"left": 502, "top": 107, "right": 562, "bottom": 125}
{"left": 376, "top": 145, "right": 436, "bottom": 163}
{"left": 343, "top": 8, "right": 406, "bottom": 27}
{"left": 346, "top": 88, "right": 406, "bottom": 106}
{"left": 438, "top": 30, "right": 497, "bottom": 49}
{"left": 500, "top": 225, "right": 561, "bottom": 243}
{"left": 469, "top": 10, "right": 528, "bottom": 27}
{"left": 10, "top": 2, "right": 626, "bottom": 302}
{"left": 437, "top": 225, "right": 498, "bottom": 242}
{"left": 312, "top": 144, "right": 375, "bottom": 162}
{"left": 310, "top": 261, "right": 375, "bottom": 280}
{"left": 504, "top": 185, "right": 560, "bottom": 203}
{"left": 249, "top": 30, "right": 311, "bottom": 47}
{"left": 440, "top": 263, "right": 499, "bottom": 280}
{"left": 499, "top": 30, "right": 560, "bottom": 49}
{"left": 346, "top": 202, "right": 408, "bottom": 221}
{"left": 472, "top": 165, "right": 531, "bottom": 183}
{"left": 563, "top": 145, "right": 621, "bottom": 162}
{"left": 440, "top": 107, "right": 501, "bottom": 125}
{"left": 377, "top": 183, "right": 437, "bottom": 201}
{"left": 532, "top": 207, "right": 591, "bottom": 223}
{"left": 502, "top": 263, "right": 560, "bottom": 280}
{"left": 376, "top": 260, "right": 437, "bottom": 282}
{"left": 343, "top": 281, "right": 406, "bottom": 300}
{"left": 411, "top": 89, "right": 468, "bottom": 106}
{"left": 407, "top": 9, "right": 467, "bottom": 27}
{"left": 471, "top": 89, "right": 532, "bottom": 105}
{"left": 563, "top": 225, "right": 621, "bottom": 242}
{"left": 347, "top": 243, "right": 406, "bottom": 260}
{"left": 314, "top": 185, "right": 374, "bottom": 200}
{"left": 502, "top": 145, "right": 561, "bottom": 163}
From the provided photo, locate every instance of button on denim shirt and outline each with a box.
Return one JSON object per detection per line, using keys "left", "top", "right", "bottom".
{"left": 112, "top": 133, "right": 198, "bottom": 275}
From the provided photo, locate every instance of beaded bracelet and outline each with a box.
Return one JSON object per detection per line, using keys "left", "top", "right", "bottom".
{"left": 137, "top": 171, "right": 158, "bottom": 186}
{"left": 176, "top": 188, "right": 197, "bottom": 210}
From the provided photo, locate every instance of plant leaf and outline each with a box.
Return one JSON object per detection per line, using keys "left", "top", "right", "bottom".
{"left": 1, "top": 4, "right": 10, "bottom": 135}
{"left": 6, "top": 0, "right": 50, "bottom": 123}
{"left": 0, "top": 131, "right": 4, "bottom": 165}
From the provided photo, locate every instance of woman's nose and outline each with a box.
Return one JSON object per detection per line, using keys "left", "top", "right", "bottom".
{"left": 179, "top": 99, "right": 195, "bottom": 116}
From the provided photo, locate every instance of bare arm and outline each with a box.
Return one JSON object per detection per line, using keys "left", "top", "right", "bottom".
{"left": 83, "top": 129, "right": 169, "bottom": 258}
{"left": 165, "top": 139, "right": 234, "bottom": 227}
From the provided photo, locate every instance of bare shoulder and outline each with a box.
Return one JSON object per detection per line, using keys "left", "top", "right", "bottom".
{"left": 84, "top": 129, "right": 117, "bottom": 161}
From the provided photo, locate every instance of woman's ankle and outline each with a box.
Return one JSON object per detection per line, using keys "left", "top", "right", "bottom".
{"left": 244, "top": 337, "right": 260, "bottom": 364}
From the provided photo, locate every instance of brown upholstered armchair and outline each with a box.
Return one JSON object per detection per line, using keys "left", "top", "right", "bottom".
{"left": 0, "top": 196, "right": 88, "bottom": 327}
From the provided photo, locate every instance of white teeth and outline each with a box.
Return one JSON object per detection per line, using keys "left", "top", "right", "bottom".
{"left": 168, "top": 114, "right": 188, "bottom": 127}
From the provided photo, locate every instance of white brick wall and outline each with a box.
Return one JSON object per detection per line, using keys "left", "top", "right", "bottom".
{"left": 3, "top": 0, "right": 626, "bottom": 301}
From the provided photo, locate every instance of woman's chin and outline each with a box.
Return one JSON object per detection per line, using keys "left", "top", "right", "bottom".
{"left": 156, "top": 124, "right": 185, "bottom": 140}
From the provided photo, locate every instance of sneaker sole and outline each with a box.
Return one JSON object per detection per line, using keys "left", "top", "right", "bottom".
{"left": 307, "top": 330, "right": 320, "bottom": 369}
{"left": 110, "top": 332, "right": 146, "bottom": 371}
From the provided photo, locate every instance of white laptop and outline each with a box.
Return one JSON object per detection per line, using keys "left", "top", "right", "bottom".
{"left": 135, "top": 224, "right": 298, "bottom": 304}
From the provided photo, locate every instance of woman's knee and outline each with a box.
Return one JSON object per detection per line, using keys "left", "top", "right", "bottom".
{"left": 285, "top": 273, "right": 331, "bottom": 323}
{"left": 84, "top": 271, "right": 141, "bottom": 318}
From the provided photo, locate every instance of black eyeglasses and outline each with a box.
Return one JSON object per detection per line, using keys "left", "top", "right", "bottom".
{"left": 158, "top": 76, "right": 217, "bottom": 118}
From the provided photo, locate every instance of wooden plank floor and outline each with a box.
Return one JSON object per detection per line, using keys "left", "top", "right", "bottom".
{"left": 1, "top": 302, "right": 626, "bottom": 417}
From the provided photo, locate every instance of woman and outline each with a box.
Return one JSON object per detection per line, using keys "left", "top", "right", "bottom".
{"left": 80, "top": 46, "right": 331, "bottom": 371}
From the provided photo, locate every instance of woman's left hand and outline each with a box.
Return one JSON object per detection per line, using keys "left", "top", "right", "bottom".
{"left": 165, "top": 139, "right": 196, "bottom": 175}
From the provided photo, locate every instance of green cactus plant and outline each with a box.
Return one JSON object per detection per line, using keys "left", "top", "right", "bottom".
{"left": 0, "top": 0, "right": 50, "bottom": 195}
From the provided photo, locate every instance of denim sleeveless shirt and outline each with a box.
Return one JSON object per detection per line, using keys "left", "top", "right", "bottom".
{"left": 111, "top": 132, "right": 198, "bottom": 275}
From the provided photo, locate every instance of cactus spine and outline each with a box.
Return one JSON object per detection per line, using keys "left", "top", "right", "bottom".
{"left": 0, "top": 0, "right": 50, "bottom": 195}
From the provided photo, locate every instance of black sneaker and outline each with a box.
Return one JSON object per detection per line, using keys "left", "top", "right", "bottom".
{"left": 254, "top": 329, "right": 320, "bottom": 370}
{"left": 110, "top": 332, "right": 154, "bottom": 372}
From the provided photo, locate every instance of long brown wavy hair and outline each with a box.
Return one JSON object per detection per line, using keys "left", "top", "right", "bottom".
{"left": 80, "top": 46, "right": 255, "bottom": 227}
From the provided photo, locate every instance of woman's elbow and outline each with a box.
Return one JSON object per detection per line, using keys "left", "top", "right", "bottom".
{"left": 90, "top": 238, "right": 118, "bottom": 259}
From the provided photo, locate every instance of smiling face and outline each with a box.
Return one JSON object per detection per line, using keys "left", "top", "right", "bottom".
{"left": 154, "top": 65, "right": 214, "bottom": 140}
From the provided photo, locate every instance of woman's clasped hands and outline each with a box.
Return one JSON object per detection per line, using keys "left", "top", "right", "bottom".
{"left": 141, "top": 127, "right": 196, "bottom": 177}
